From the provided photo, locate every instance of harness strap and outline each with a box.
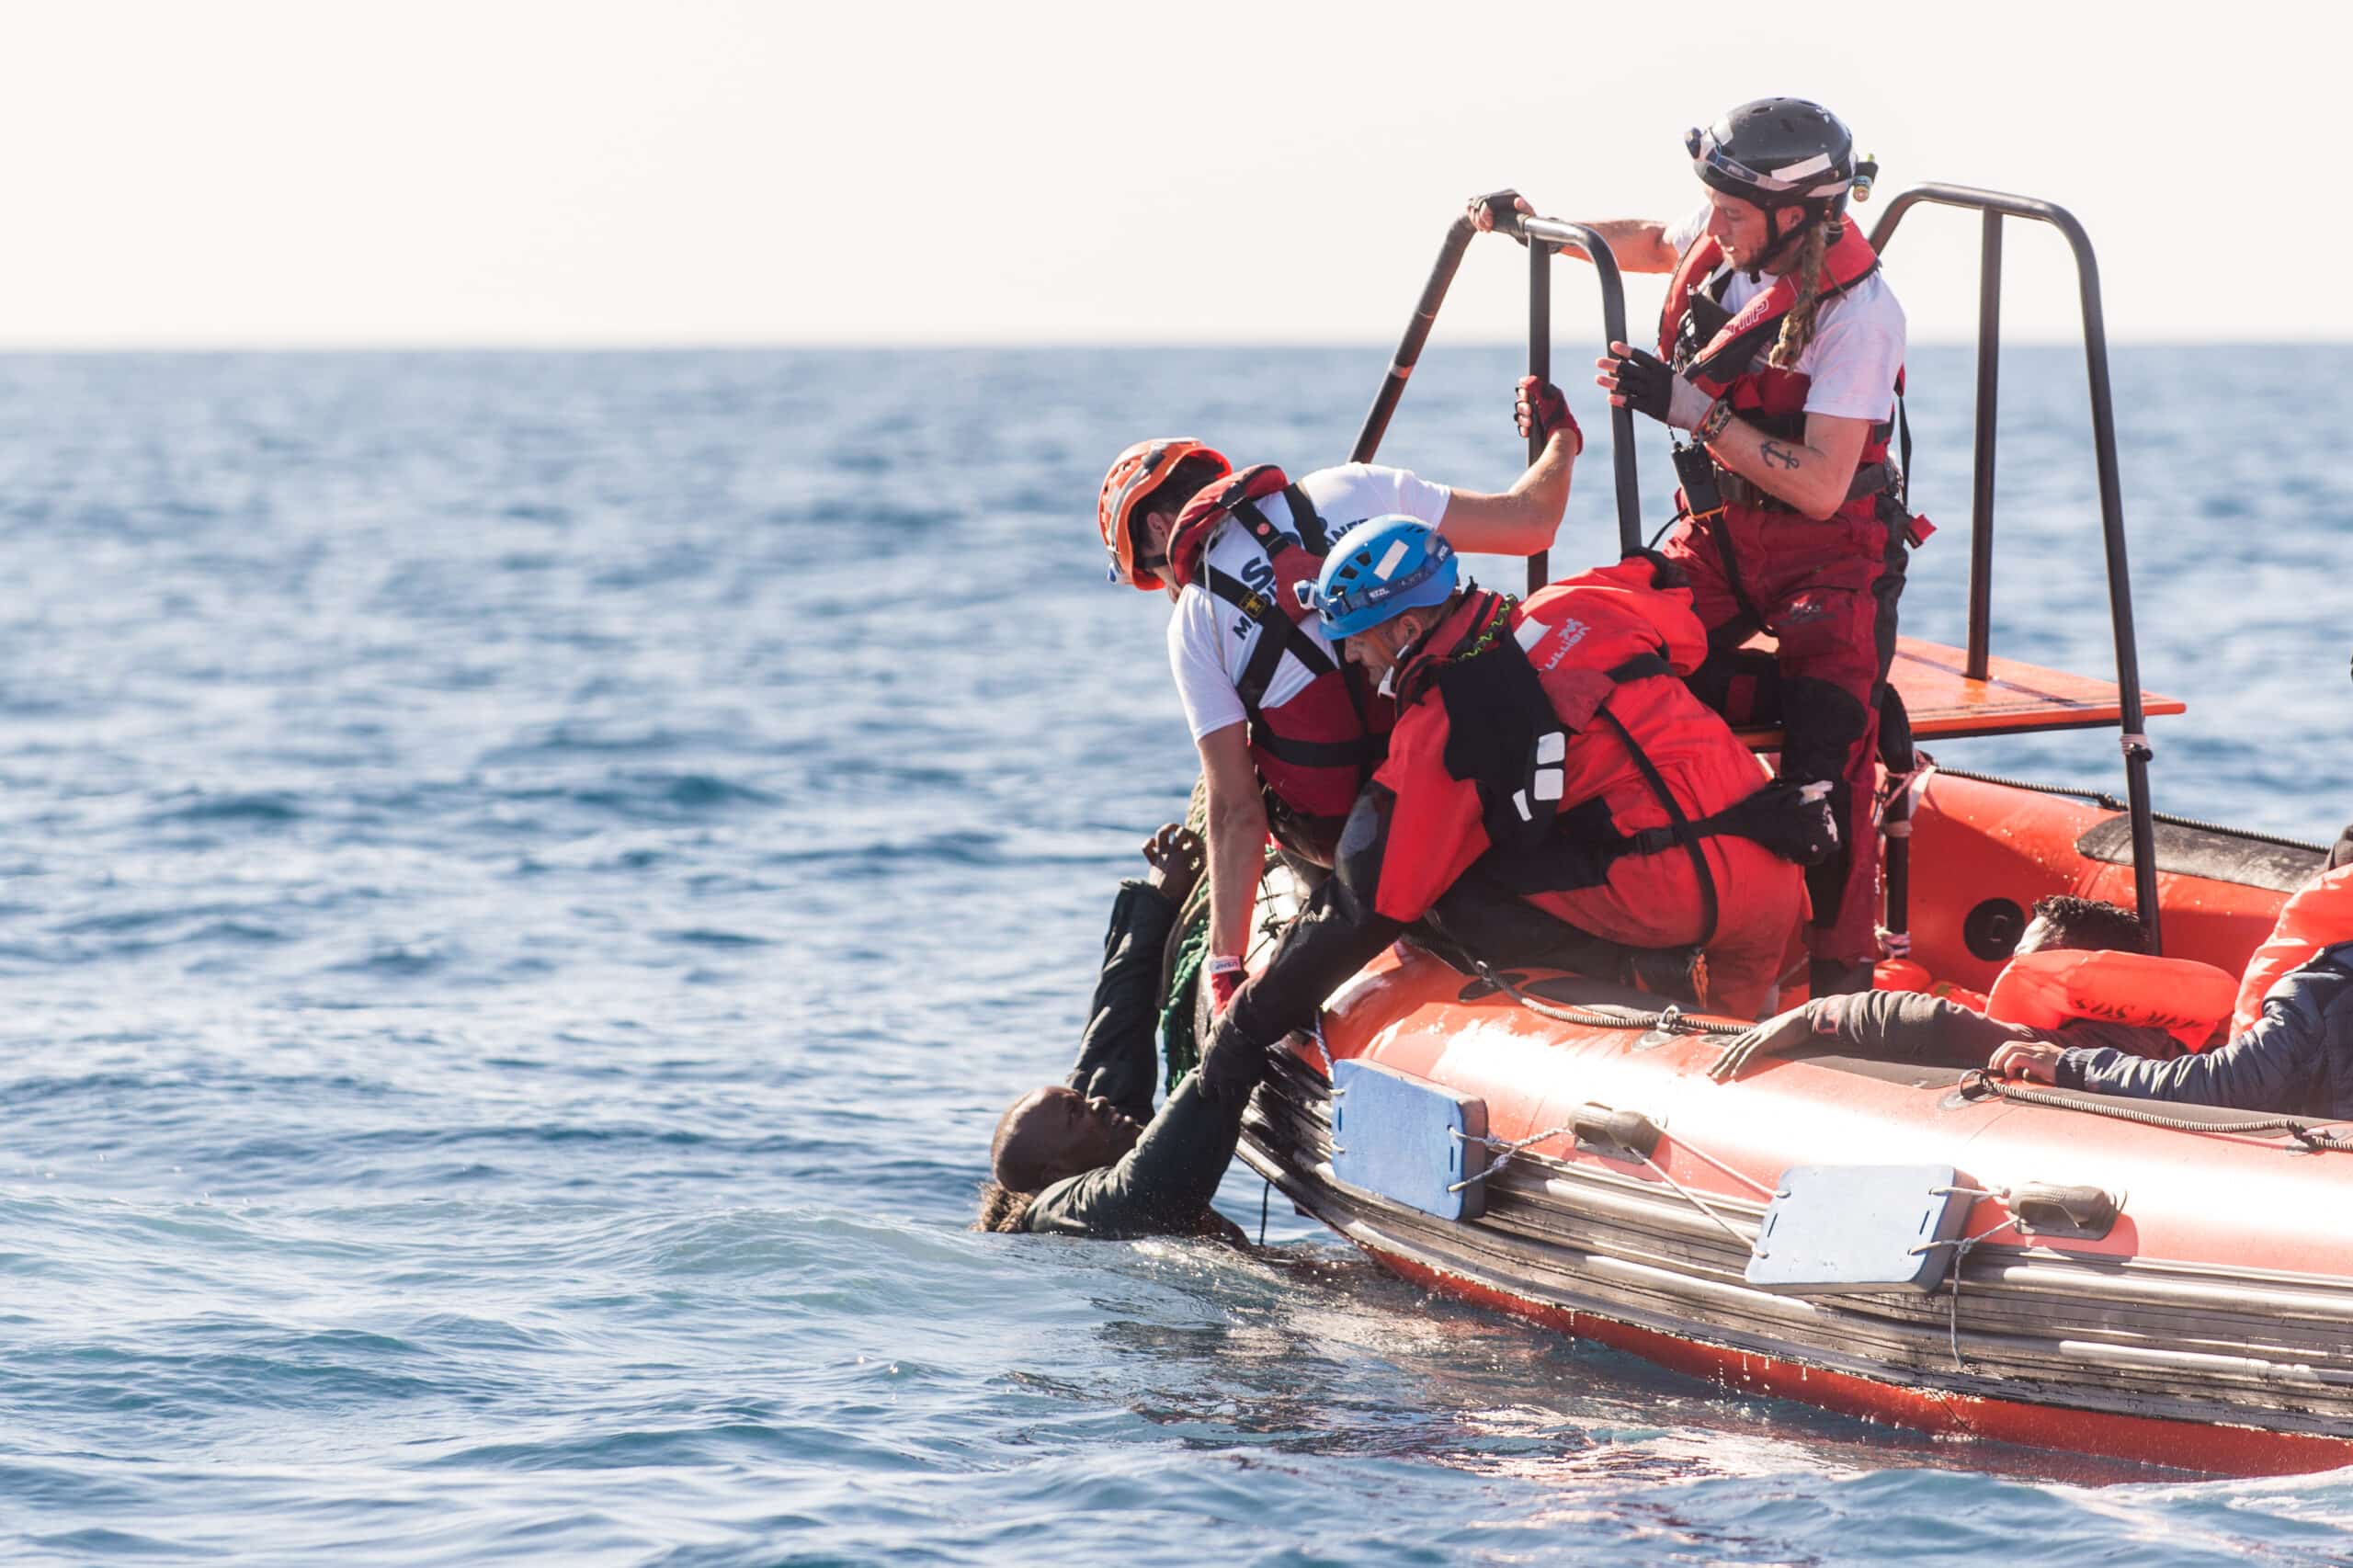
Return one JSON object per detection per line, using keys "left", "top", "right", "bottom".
{"left": 1204, "top": 566, "right": 1336, "bottom": 713}
{"left": 1685, "top": 259, "right": 1880, "bottom": 389}
{"left": 1284, "top": 484, "right": 1331, "bottom": 556}
{"left": 1229, "top": 495, "right": 1290, "bottom": 557}
{"left": 1722, "top": 460, "right": 1899, "bottom": 515}
{"left": 1597, "top": 706, "right": 1721, "bottom": 949}
{"left": 1604, "top": 653, "right": 1675, "bottom": 685}
{"left": 1896, "top": 381, "right": 1913, "bottom": 508}
{"left": 1253, "top": 732, "right": 1375, "bottom": 768}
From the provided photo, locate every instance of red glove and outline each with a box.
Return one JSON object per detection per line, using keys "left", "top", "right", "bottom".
{"left": 1515, "top": 376, "right": 1582, "bottom": 454}
{"left": 1206, "top": 955, "right": 1245, "bottom": 1017}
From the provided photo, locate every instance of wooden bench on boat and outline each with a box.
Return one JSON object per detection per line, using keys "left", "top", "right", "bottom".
{"left": 1731, "top": 635, "right": 2185, "bottom": 751}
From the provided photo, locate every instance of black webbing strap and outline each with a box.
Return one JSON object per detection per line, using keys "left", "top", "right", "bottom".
{"left": 1283, "top": 484, "right": 1331, "bottom": 556}
{"left": 1895, "top": 378, "right": 1914, "bottom": 509}
{"left": 1597, "top": 706, "right": 1721, "bottom": 949}
{"left": 1686, "top": 258, "right": 1880, "bottom": 389}
{"left": 1205, "top": 567, "right": 1335, "bottom": 714}
{"left": 1702, "top": 507, "right": 1769, "bottom": 631}
{"left": 1230, "top": 495, "right": 1289, "bottom": 557}
{"left": 1604, "top": 653, "right": 1675, "bottom": 685}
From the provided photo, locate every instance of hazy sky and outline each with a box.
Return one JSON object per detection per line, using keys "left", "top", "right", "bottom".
{"left": 2, "top": 2, "right": 2336, "bottom": 347}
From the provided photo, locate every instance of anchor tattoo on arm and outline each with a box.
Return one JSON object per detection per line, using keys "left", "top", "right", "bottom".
{"left": 1758, "top": 441, "right": 1802, "bottom": 471}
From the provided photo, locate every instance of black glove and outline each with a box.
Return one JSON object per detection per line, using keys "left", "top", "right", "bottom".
{"left": 1608, "top": 347, "right": 1677, "bottom": 426}
{"left": 1514, "top": 376, "right": 1580, "bottom": 452}
{"left": 1466, "top": 187, "right": 1529, "bottom": 244}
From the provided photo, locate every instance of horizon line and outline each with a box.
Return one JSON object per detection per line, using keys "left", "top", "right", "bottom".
{"left": 0, "top": 335, "right": 2329, "bottom": 355}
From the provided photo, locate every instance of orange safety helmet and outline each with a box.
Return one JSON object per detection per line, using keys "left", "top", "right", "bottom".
{"left": 1097, "top": 437, "right": 1229, "bottom": 590}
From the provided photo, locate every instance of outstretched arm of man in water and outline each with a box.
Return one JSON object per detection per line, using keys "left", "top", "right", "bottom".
{"left": 1064, "top": 824, "right": 1201, "bottom": 1126}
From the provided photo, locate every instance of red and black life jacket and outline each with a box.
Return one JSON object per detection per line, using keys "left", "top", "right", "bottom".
{"left": 1398, "top": 562, "right": 1830, "bottom": 947}
{"left": 1658, "top": 224, "right": 1913, "bottom": 536}
{"left": 1165, "top": 465, "right": 1387, "bottom": 861}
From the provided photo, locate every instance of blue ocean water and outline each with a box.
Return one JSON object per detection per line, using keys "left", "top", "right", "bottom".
{"left": 1, "top": 342, "right": 2349, "bottom": 1565}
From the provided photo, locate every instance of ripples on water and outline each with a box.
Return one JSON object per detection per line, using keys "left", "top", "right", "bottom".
{"left": 1, "top": 347, "right": 2348, "bottom": 1563}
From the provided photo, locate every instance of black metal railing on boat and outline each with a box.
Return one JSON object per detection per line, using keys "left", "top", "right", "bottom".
{"left": 1866, "top": 185, "right": 2162, "bottom": 948}
{"left": 1346, "top": 189, "right": 2165, "bottom": 947}
{"left": 1348, "top": 211, "right": 1644, "bottom": 591}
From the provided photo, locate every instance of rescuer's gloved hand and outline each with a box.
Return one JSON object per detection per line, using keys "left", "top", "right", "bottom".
{"left": 1597, "top": 343, "right": 1716, "bottom": 432}
{"left": 1514, "top": 376, "right": 1582, "bottom": 454}
{"left": 1467, "top": 188, "right": 1532, "bottom": 241}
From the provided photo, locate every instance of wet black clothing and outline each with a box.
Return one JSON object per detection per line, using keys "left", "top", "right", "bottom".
{"left": 1062, "top": 881, "right": 1176, "bottom": 1127}
{"left": 1024, "top": 880, "right": 1258, "bottom": 1242}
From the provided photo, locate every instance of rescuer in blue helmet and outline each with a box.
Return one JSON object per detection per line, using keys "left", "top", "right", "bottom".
{"left": 1206, "top": 518, "right": 1812, "bottom": 1062}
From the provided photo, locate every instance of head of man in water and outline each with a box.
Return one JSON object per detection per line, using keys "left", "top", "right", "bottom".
{"left": 2012, "top": 893, "right": 2150, "bottom": 959}
{"left": 988, "top": 1085, "right": 1144, "bottom": 1195}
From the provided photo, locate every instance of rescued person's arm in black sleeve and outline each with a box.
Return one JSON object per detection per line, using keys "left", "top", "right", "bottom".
{"left": 1713, "top": 991, "right": 2026, "bottom": 1078}
{"left": 1710, "top": 990, "right": 2175, "bottom": 1080}
{"left": 1064, "top": 824, "right": 1200, "bottom": 1124}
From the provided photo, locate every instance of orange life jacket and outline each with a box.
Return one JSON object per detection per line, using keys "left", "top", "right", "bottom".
{"left": 1164, "top": 465, "right": 1385, "bottom": 861}
{"left": 1394, "top": 558, "right": 1802, "bottom": 948}
{"left": 2232, "top": 863, "right": 2353, "bottom": 1036}
{"left": 1985, "top": 949, "right": 2238, "bottom": 1051}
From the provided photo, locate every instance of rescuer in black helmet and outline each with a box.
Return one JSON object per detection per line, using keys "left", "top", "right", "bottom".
{"left": 1472, "top": 99, "right": 1926, "bottom": 1000}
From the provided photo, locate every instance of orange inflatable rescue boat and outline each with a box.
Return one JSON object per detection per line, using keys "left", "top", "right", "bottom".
{"left": 1229, "top": 186, "right": 2353, "bottom": 1476}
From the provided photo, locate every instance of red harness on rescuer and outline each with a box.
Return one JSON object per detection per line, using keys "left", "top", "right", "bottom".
{"left": 1361, "top": 559, "right": 1805, "bottom": 1018}
{"left": 1985, "top": 949, "right": 2238, "bottom": 1051}
{"left": 1652, "top": 222, "right": 1923, "bottom": 972}
{"left": 1661, "top": 224, "right": 1901, "bottom": 487}
{"left": 1165, "top": 466, "right": 1389, "bottom": 862}
{"left": 2232, "top": 864, "right": 2353, "bottom": 1036}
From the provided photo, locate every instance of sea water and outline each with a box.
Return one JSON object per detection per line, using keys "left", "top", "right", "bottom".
{"left": 1, "top": 345, "right": 2349, "bottom": 1565}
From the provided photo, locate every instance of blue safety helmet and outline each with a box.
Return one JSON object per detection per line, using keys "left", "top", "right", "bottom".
{"left": 1293, "top": 516, "right": 1458, "bottom": 640}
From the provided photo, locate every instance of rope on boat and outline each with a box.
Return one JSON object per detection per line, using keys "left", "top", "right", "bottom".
{"left": 1444, "top": 1123, "right": 1756, "bottom": 1246}
{"left": 1634, "top": 1151, "right": 1755, "bottom": 1246}
{"left": 1915, "top": 1210, "right": 2025, "bottom": 1373}
{"left": 1472, "top": 960, "right": 1749, "bottom": 1037}
{"left": 1670, "top": 1140, "right": 1780, "bottom": 1200}
{"left": 1927, "top": 765, "right": 2333, "bottom": 856}
{"left": 1961, "top": 1071, "right": 2353, "bottom": 1152}
{"left": 1447, "top": 1123, "right": 1577, "bottom": 1195}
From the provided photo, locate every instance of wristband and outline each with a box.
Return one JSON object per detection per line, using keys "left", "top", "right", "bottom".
{"left": 1696, "top": 397, "right": 1735, "bottom": 444}
{"left": 1206, "top": 955, "right": 1244, "bottom": 977}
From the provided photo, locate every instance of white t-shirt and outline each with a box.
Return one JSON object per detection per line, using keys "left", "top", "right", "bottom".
{"left": 1662, "top": 204, "right": 1906, "bottom": 423}
{"left": 1166, "top": 462, "right": 1450, "bottom": 741}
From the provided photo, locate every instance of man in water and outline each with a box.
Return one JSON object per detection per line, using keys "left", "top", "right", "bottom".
{"left": 1095, "top": 380, "right": 1581, "bottom": 1017}
{"left": 975, "top": 824, "right": 1264, "bottom": 1241}
{"left": 1476, "top": 97, "right": 1921, "bottom": 996}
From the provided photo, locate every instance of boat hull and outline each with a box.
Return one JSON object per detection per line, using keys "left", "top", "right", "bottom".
{"left": 1234, "top": 775, "right": 2353, "bottom": 1473}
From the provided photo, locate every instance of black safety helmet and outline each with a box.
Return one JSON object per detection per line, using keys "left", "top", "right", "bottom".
{"left": 1686, "top": 98, "right": 1877, "bottom": 226}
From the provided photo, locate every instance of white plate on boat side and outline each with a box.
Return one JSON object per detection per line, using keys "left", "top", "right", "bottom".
{"left": 1745, "top": 1164, "right": 1977, "bottom": 1294}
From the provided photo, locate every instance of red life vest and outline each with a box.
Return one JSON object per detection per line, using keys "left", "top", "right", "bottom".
{"left": 1985, "top": 949, "right": 2238, "bottom": 1051}
{"left": 2232, "top": 864, "right": 2353, "bottom": 1036}
{"left": 1165, "top": 465, "right": 1386, "bottom": 862}
{"left": 1656, "top": 224, "right": 1909, "bottom": 543}
{"left": 1396, "top": 558, "right": 1810, "bottom": 947}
